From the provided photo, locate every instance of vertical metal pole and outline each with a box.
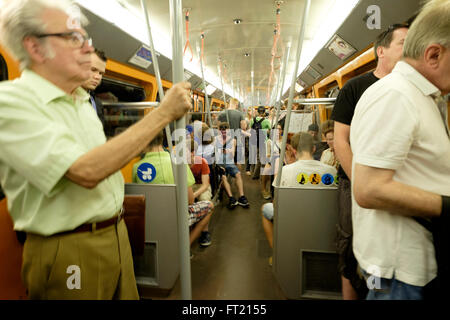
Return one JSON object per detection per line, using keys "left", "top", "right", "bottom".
{"left": 197, "top": 43, "right": 212, "bottom": 127}
{"left": 169, "top": 0, "right": 191, "bottom": 300}
{"left": 269, "top": 44, "right": 291, "bottom": 170}
{"left": 251, "top": 71, "right": 255, "bottom": 108}
{"left": 272, "top": 43, "right": 291, "bottom": 131}
{"left": 140, "top": 0, "right": 176, "bottom": 180}
{"left": 218, "top": 59, "right": 230, "bottom": 125}
{"left": 275, "top": 0, "right": 311, "bottom": 187}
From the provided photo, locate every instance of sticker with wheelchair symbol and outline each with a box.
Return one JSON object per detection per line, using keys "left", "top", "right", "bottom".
{"left": 137, "top": 163, "right": 156, "bottom": 183}
{"left": 309, "top": 173, "right": 321, "bottom": 185}
{"left": 322, "top": 173, "right": 334, "bottom": 185}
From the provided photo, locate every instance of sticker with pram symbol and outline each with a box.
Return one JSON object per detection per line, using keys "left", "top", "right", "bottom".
{"left": 297, "top": 173, "right": 309, "bottom": 185}
{"left": 309, "top": 173, "right": 321, "bottom": 185}
{"left": 322, "top": 173, "right": 334, "bottom": 185}
{"left": 137, "top": 163, "right": 156, "bottom": 183}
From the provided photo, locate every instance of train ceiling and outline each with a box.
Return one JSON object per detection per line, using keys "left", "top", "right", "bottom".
{"left": 78, "top": 0, "right": 422, "bottom": 106}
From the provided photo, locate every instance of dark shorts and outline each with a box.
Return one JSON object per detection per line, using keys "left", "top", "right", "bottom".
{"left": 335, "top": 177, "right": 368, "bottom": 298}
{"left": 219, "top": 163, "right": 240, "bottom": 178}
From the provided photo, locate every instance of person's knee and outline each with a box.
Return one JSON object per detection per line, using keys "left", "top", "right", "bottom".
{"left": 262, "top": 203, "right": 274, "bottom": 220}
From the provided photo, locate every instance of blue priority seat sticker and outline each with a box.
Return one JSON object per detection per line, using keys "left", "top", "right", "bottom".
{"left": 137, "top": 163, "right": 156, "bottom": 183}
{"left": 321, "top": 173, "right": 334, "bottom": 185}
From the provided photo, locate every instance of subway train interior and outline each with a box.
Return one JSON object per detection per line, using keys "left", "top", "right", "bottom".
{"left": 0, "top": 0, "right": 449, "bottom": 301}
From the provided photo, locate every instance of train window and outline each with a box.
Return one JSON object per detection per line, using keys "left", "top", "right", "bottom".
{"left": 96, "top": 77, "right": 147, "bottom": 138}
{"left": 95, "top": 77, "right": 145, "bottom": 102}
{"left": 0, "top": 54, "right": 8, "bottom": 81}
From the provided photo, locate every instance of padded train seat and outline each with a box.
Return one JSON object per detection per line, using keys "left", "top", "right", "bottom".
{"left": 123, "top": 195, "right": 146, "bottom": 257}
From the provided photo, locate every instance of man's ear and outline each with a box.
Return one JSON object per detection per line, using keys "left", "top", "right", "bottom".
{"left": 22, "top": 36, "right": 47, "bottom": 64}
{"left": 423, "top": 43, "right": 442, "bottom": 70}
{"left": 376, "top": 45, "right": 385, "bottom": 60}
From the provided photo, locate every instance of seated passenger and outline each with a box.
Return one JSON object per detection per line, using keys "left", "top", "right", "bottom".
{"left": 196, "top": 123, "right": 216, "bottom": 166}
{"left": 132, "top": 131, "right": 214, "bottom": 249}
{"left": 308, "top": 123, "right": 328, "bottom": 160}
{"left": 320, "top": 120, "right": 340, "bottom": 170}
{"left": 261, "top": 132, "right": 338, "bottom": 265}
{"left": 215, "top": 122, "right": 250, "bottom": 209}
{"left": 189, "top": 139, "right": 212, "bottom": 202}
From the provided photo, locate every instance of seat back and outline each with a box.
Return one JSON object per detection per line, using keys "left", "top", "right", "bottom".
{"left": 125, "top": 184, "right": 179, "bottom": 291}
{"left": 273, "top": 187, "right": 341, "bottom": 300}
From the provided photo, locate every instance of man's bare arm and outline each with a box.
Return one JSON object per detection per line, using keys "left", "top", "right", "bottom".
{"left": 66, "top": 82, "right": 192, "bottom": 188}
{"left": 353, "top": 163, "right": 442, "bottom": 218}
{"left": 334, "top": 121, "right": 353, "bottom": 179}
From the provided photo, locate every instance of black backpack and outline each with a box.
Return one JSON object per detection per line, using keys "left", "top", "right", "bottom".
{"left": 252, "top": 117, "right": 264, "bottom": 131}
{"left": 252, "top": 117, "right": 265, "bottom": 148}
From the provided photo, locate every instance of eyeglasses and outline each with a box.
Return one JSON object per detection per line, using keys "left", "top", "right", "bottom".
{"left": 36, "top": 31, "right": 93, "bottom": 48}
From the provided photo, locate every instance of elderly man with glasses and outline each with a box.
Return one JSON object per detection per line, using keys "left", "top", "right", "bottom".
{"left": 0, "top": 0, "right": 191, "bottom": 300}
{"left": 350, "top": 0, "right": 450, "bottom": 300}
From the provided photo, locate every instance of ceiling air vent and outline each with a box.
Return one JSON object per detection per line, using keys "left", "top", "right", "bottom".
{"left": 184, "top": 70, "right": 194, "bottom": 81}
{"left": 305, "top": 65, "right": 322, "bottom": 80}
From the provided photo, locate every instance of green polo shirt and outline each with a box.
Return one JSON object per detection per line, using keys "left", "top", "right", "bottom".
{"left": 0, "top": 70, "right": 124, "bottom": 236}
{"left": 132, "top": 151, "right": 195, "bottom": 186}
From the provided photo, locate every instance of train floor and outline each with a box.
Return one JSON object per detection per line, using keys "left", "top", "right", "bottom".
{"left": 148, "top": 166, "right": 287, "bottom": 300}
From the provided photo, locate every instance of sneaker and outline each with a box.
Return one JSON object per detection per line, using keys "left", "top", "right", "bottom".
{"left": 237, "top": 196, "right": 250, "bottom": 208}
{"left": 199, "top": 231, "right": 212, "bottom": 247}
{"left": 227, "top": 196, "right": 238, "bottom": 209}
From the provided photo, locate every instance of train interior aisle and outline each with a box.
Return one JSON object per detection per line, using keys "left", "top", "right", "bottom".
{"left": 142, "top": 170, "right": 286, "bottom": 300}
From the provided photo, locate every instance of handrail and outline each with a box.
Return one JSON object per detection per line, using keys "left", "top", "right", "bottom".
{"left": 293, "top": 98, "right": 336, "bottom": 105}
{"left": 169, "top": 0, "right": 191, "bottom": 300}
{"left": 140, "top": 0, "right": 175, "bottom": 170}
{"left": 103, "top": 101, "right": 160, "bottom": 108}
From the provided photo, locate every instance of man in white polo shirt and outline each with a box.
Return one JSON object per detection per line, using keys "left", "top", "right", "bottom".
{"left": 350, "top": 0, "right": 450, "bottom": 300}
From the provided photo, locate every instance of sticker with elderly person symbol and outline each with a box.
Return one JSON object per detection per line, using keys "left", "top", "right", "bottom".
{"left": 309, "top": 173, "right": 321, "bottom": 185}
{"left": 137, "top": 163, "right": 156, "bottom": 183}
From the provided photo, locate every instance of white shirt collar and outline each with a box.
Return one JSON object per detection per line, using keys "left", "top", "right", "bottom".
{"left": 394, "top": 61, "right": 441, "bottom": 98}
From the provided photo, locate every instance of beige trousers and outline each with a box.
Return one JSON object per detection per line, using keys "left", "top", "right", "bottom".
{"left": 22, "top": 219, "right": 139, "bottom": 300}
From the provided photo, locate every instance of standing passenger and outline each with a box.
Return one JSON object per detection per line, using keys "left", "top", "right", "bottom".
{"left": 331, "top": 22, "right": 409, "bottom": 299}
{"left": 351, "top": 0, "right": 449, "bottom": 300}
{"left": 0, "top": 0, "right": 191, "bottom": 300}
{"left": 218, "top": 98, "right": 246, "bottom": 165}
{"left": 81, "top": 48, "right": 107, "bottom": 127}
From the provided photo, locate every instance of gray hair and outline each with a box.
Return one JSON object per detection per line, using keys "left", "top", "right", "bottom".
{"left": 0, "top": 0, "right": 88, "bottom": 70}
{"left": 403, "top": 0, "right": 450, "bottom": 59}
